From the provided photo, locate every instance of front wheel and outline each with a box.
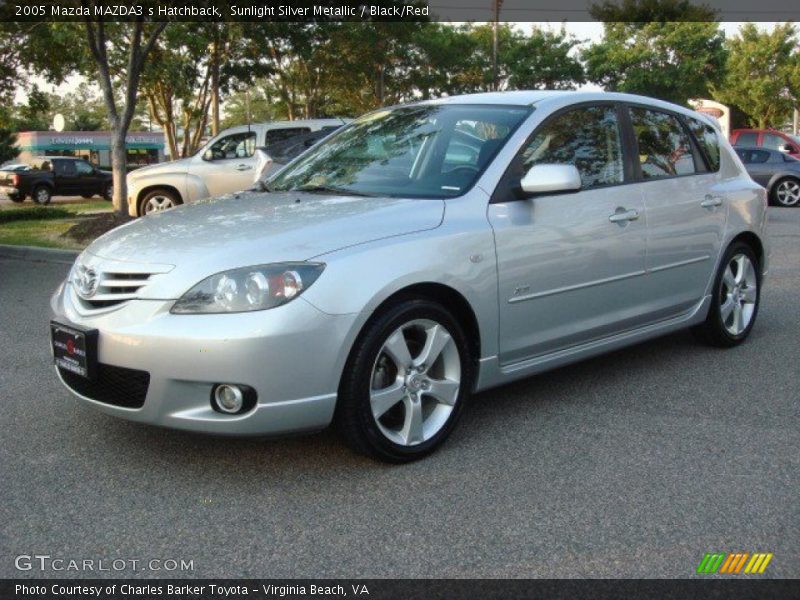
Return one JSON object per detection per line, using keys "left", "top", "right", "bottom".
{"left": 8, "top": 193, "right": 25, "bottom": 203}
{"left": 140, "top": 189, "right": 179, "bottom": 215}
{"left": 335, "top": 299, "right": 474, "bottom": 463}
{"left": 692, "top": 242, "right": 761, "bottom": 347}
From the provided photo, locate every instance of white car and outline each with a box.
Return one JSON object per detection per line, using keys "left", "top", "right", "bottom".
{"left": 126, "top": 119, "right": 348, "bottom": 216}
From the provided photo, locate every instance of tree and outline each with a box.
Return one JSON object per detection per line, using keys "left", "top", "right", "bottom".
{"left": 583, "top": 1, "right": 726, "bottom": 105}
{"left": 503, "top": 26, "right": 585, "bottom": 90}
{"left": 0, "top": 128, "right": 20, "bottom": 164}
{"left": 712, "top": 23, "right": 800, "bottom": 129}
{"left": 82, "top": 17, "right": 168, "bottom": 213}
{"left": 13, "top": 84, "right": 51, "bottom": 131}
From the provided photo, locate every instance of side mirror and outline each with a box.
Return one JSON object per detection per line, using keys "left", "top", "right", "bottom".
{"left": 519, "top": 163, "right": 582, "bottom": 196}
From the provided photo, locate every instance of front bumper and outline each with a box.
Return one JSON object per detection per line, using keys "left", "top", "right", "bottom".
{"left": 0, "top": 185, "right": 19, "bottom": 196}
{"left": 51, "top": 282, "right": 357, "bottom": 436}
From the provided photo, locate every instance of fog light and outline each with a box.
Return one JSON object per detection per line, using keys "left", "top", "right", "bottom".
{"left": 214, "top": 384, "right": 244, "bottom": 413}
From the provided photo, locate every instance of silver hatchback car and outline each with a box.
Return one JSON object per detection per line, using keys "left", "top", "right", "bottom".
{"left": 51, "top": 91, "right": 769, "bottom": 462}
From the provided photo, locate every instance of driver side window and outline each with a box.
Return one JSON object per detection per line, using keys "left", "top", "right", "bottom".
{"left": 521, "top": 105, "right": 624, "bottom": 189}
{"left": 205, "top": 132, "right": 256, "bottom": 161}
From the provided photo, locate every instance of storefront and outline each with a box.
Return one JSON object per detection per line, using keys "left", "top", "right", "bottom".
{"left": 14, "top": 131, "right": 165, "bottom": 169}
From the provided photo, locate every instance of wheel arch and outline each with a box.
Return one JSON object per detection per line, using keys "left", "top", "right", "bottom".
{"left": 340, "top": 281, "right": 482, "bottom": 389}
{"left": 729, "top": 231, "right": 765, "bottom": 270}
{"left": 766, "top": 172, "right": 800, "bottom": 197}
{"left": 136, "top": 185, "right": 183, "bottom": 215}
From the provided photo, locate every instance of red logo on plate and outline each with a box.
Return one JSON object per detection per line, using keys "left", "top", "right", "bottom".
{"left": 66, "top": 339, "right": 75, "bottom": 355}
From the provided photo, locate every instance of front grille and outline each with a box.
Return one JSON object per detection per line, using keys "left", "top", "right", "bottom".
{"left": 58, "top": 363, "right": 150, "bottom": 408}
{"left": 77, "top": 271, "right": 154, "bottom": 310}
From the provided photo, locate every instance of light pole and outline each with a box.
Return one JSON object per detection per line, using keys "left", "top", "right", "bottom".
{"left": 492, "top": 0, "right": 503, "bottom": 91}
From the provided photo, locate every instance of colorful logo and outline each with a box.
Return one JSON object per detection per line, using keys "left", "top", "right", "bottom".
{"left": 697, "top": 552, "right": 773, "bottom": 574}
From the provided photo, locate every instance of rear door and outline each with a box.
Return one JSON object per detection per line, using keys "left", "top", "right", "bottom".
{"left": 488, "top": 103, "right": 648, "bottom": 363}
{"left": 629, "top": 107, "right": 727, "bottom": 316}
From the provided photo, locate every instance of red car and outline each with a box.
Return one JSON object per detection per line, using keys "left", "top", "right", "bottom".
{"left": 730, "top": 128, "right": 800, "bottom": 159}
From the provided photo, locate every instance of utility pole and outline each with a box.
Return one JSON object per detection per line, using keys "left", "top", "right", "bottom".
{"left": 210, "top": 24, "right": 221, "bottom": 136}
{"left": 492, "top": 0, "right": 503, "bottom": 91}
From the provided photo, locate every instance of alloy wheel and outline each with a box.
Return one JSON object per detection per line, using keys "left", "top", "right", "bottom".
{"left": 369, "top": 319, "right": 461, "bottom": 446}
{"left": 775, "top": 179, "right": 800, "bottom": 206}
{"left": 719, "top": 253, "right": 758, "bottom": 336}
{"left": 144, "top": 195, "right": 175, "bottom": 214}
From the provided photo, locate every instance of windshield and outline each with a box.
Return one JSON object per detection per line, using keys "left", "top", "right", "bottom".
{"left": 268, "top": 104, "right": 531, "bottom": 199}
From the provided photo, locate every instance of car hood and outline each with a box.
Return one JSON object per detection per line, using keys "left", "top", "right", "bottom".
{"left": 83, "top": 191, "right": 445, "bottom": 299}
{"left": 127, "top": 157, "right": 193, "bottom": 179}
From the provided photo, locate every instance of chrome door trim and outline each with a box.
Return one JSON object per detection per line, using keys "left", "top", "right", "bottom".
{"left": 648, "top": 255, "right": 711, "bottom": 273}
{"left": 508, "top": 269, "right": 647, "bottom": 304}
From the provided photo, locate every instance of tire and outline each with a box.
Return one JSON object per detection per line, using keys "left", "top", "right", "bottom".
{"left": 770, "top": 177, "right": 800, "bottom": 207}
{"left": 8, "top": 193, "right": 25, "bottom": 203}
{"left": 692, "top": 242, "right": 761, "bottom": 347}
{"left": 335, "top": 298, "right": 474, "bottom": 463}
{"left": 139, "top": 189, "right": 180, "bottom": 215}
{"left": 32, "top": 185, "right": 52, "bottom": 205}
{"left": 81, "top": 194, "right": 95, "bottom": 199}
{"left": 102, "top": 183, "right": 113, "bottom": 202}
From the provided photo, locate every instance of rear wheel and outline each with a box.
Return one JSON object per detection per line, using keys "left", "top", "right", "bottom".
{"left": 771, "top": 177, "right": 800, "bottom": 207}
{"left": 32, "top": 186, "right": 52, "bottom": 205}
{"left": 692, "top": 242, "right": 760, "bottom": 347}
{"left": 335, "top": 299, "right": 474, "bottom": 463}
{"left": 140, "top": 189, "right": 179, "bottom": 215}
{"left": 102, "top": 183, "right": 113, "bottom": 202}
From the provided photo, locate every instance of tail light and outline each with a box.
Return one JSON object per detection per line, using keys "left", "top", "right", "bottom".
{"left": 11, "top": 174, "right": 19, "bottom": 186}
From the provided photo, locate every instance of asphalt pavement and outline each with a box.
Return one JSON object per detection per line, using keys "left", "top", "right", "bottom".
{"left": 0, "top": 208, "right": 798, "bottom": 579}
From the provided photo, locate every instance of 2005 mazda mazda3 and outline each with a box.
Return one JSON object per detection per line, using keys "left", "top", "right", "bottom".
{"left": 50, "top": 91, "right": 769, "bottom": 462}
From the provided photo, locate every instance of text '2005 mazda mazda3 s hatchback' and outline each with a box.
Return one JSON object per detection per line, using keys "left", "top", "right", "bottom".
{"left": 50, "top": 91, "right": 769, "bottom": 462}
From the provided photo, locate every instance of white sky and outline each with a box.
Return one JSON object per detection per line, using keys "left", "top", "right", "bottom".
{"left": 18, "top": 22, "right": 783, "bottom": 105}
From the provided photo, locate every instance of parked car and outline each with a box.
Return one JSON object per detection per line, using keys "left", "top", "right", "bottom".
{"left": 51, "top": 91, "right": 768, "bottom": 462}
{"left": 0, "top": 163, "right": 32, "bottom": 172}
{"left": 730, "top": 128, "right": 800, "bottom": 159}
{"left": 126, "top": 119, "right": 349, "bottom": 216}
{"left": 252, "top": 127, "right": 343, "bottom": 184}
{"left": 734, "top": 146, "right": 800, "bottom": 207}
{"left": 0, "top": 157, "right": 112, "bottom": 204}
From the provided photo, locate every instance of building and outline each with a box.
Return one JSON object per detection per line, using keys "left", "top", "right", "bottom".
{"left": 689, "top": 99, "right": 731, "bottom": 139}
{"left": 14, "top": 131, "right": 166, "bottom": 169}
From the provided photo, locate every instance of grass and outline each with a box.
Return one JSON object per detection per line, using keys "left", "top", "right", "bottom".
{"left": 0, "top": 218, "right": 83, "bottom": 249}
{"left": 0, "top": 198, "right": 114, "bottom": 249}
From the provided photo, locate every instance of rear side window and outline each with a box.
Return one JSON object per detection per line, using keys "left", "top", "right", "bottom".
{"left": 630, "top": 107, "right": 697, "bottom": 179}
{"left": 54, "top": 160, "right": 76, "bottom": 176}
{"left": 735, "top": 132, "right": 757, "bottom": 146}
{"left": 687, "top": 117, "right": 721, "bottom": 172}
{"left": 750, "top": 150, "right": 770, "bottom": 163}
{"left": 265, "top": 127, "right": 311, "bottom": 145}
{"left": 521, "top": 105, "right": 625, "bottom": 189}
{"left": 762, "top": 133, "right": 787, "bottom": 151}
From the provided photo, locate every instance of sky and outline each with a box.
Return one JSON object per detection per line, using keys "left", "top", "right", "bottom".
{"left": 17, "top": 22, "right": 784, "bottom": 111}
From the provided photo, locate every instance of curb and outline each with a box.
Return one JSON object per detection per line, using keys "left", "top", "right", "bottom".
{"left": 0, "top": 244, "right": 79, "bottom": 265}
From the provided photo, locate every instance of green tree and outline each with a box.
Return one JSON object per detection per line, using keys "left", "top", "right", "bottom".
{"left": 712, "top": 23, "right": 800, "bottom": 129}
{"left": 14, "top": 84, "right": 52, "bottom": 131}
{"left": 583, "top": 1, "right": 726, "bottom": 105}
{"left": 504, "top": 26, "right": 585, "bottom": 90}
{"left": 0, "top": 128, "right": 20, "bottom": 164}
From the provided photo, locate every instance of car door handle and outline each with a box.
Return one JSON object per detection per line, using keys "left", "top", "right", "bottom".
{"left": 701, "top": 195, "right": 723, "bottom": 208}
{"left": 235, "top": 164, "right": 253, "bottom": 171}
{"left": 608, "top": 208, "right": 640, "bottom": 223}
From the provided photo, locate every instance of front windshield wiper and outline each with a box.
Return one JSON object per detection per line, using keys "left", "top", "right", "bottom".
{"left": 293, "top": 184, "right": 377, "bottom": 197}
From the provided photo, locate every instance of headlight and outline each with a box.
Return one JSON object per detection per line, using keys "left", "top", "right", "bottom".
{"left": 171, "top": 262, "right": 325, "bottom": 314}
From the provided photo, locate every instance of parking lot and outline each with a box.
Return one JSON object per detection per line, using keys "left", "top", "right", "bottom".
{"left": 0, "top": 207, "right": 797, "bottom": 579}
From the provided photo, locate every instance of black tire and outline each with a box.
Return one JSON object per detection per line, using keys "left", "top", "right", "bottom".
{"left": 770, "top": 177, "right": 800, "bottom": 207}
{"left": 692, "top": 242, "right": 761, "bottom": 348}
{"left": 139, "top": 189, "right": 180, "bottom": 216}
{"left": 335, "top": 298, "right": 474, "bottom": 463}
{"left": 8, "top": 193, "right": 25, "bottom": 203}
{"left": 102, "top": 183, "right": 113, "bottom": 202}
{"left": 81, "top": 194, "right": 95, "bottom": 199}
{"left": 32, "top": 185, "right": 52, "bottom": 205}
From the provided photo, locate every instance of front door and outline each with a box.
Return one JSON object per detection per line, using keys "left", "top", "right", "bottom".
{"left": 488, "top": 104, "right": 648, "bottom": 364}
{"left": 199, "top": 131, "right": 258, "bottom": 198}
